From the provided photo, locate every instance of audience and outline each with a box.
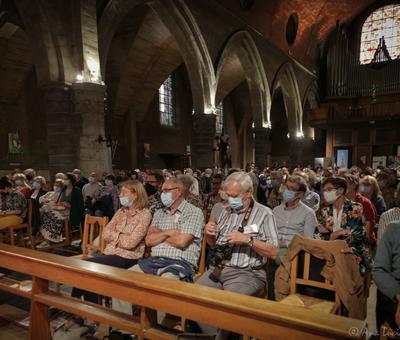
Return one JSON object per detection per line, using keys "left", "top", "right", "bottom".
{"left": 315, "top": 177, "right": 371, "bottom": 274}
{"left": 71, "top": 180, "right": 151, "bottom": 303}
{"left": 0, "top": 178, "right": 27, "bottom": 230}
{"left": 3, "top": 162, "right": 400, "bottom": 337}
{"left": 13, "top": 173, "right": 31, "bottom": 199}
{"left": 145, "top": 172, "right": 164, "bottom": 215}
{"left": 359, "top": 175, "right": 387, "bottom": 223}
{"left": 196, "top": 172, "right": 279, "bottom": 339}
{"left": 268, "top": 175, "right": 318, "bottom": 300}
{"left": 91, "top": 174, "right": 119, "bottom": 218}
{"left": 378, "top": 195, "right": 400, "bottom": 243}
{"left": 202, "top": 174, "right": 224, "bottom": 221}
{"left": 37, "top": 173, "right": 83, "bottom": 248}
{"left": 178, "top": 174, "right": 203, "bottom": 209}
{"left": 112, "top": 177, "right": 204, "bottom": 314}
{"left": 373, "top": 221, "right": 400, "bottom": 333}
{"left": 29, "top": 176, "right": 48, "bottom": 235}
{"left": 72, "top": 168, "right": 89, "bottom": 190}
{"left": 266, "top": 170, "right": 284, "bottom": 209}
{"left": 344, "top": 174, "right": 377, "bottom": 244}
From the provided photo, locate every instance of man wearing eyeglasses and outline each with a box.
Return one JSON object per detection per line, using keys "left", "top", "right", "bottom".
{"left": 112, "top": 177, "right": 204, "bottom": 314}
{"left": 196, "top": 172, "right": 279, "bottom": 339}
{"left": 268, "top": 175, "right": 318, "bottom": 300}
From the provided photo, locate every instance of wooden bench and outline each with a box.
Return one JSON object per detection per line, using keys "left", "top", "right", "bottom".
{"left": 0, "top": 243, "right": 366, "bottom": 340}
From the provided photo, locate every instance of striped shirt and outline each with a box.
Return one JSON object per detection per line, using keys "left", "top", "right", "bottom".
{"left": 273, "top": 201, "right": 318, "bottom": 247}
{"left": 215, "top": 200, "right": 279, "bottom": 269}
{"left": 151, "top": 200, "right": 204, "bottom": 268}
{"left": 378, "top": 207, "right": 400, "bottom": 243}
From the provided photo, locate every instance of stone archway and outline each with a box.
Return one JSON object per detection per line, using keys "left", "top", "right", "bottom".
{"left": 214, "top": 30, "right": 272, "bottom": 168}
{"left": 271, "top": 62, "right": 303, "bottom": 136}
{"left": 215, "top": 30, "right": 271, "bottom": 128}
{"left": 99, "top": 0, "right": 215, "bottom": 115}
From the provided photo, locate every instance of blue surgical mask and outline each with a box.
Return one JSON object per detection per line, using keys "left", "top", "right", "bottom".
{"left": 282, "top": 189, "right": 297, "bottom": 203}
{"left": 119, "top": 196, "right": 132, "bottom": 208}
{"left": 228, "top": 196, "right": 243, "bottom": 210}
{"left": 161, "top": 192, "right": 175, "bottom": 208}
{"left": 32, "top": 182, "right": 41, "bottom": 190}
{"left": 359, "top": 184, "right": 372, "bottom": 194}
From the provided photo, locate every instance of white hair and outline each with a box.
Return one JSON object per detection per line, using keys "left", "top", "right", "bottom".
{"left": 225, "top": 172, "right": 253, "bottom": 192}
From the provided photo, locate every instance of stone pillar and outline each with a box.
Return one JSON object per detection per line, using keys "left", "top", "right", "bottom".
{"left": 72, "top": 82, "right": 111, "bottom": 175}
{"left": 128, "top": 108, "right": 138, "bottom": 168}
{"left": 254, "top": 127, "right": 270, "bottom": 169}
{"left": 192, "top": 113, "right": 216, "bottom": 169}
{"left": 42, "top": 84, "right": 79, "bottom": 175}
{"left": 289, "top": 138, "right": 304, "bottom": 167}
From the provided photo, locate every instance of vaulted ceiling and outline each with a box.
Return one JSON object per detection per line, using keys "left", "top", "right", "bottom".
{"left": 216, "top": 0, "right": 378, "bottom": 68}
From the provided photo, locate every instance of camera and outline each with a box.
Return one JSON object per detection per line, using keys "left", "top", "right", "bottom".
{"left": 208, "top": 243, "right": 233, "bottom": 267}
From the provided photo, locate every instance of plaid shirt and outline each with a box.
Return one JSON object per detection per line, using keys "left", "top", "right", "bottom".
{"left": 150, "top": 200, "right": 204, "bottom": 268}
{"left": 215, "top": 200, "right": 279, "bottom": 269}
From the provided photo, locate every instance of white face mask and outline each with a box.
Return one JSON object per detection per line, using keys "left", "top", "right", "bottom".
{"left": 119, "top": 196, "right": 132, "bottom": 207}
{"left": 54, "top": 186, "right": 62, "bottom": 192}
{"left": 105, "top": 179, "right": 113, "bottom": 186}
{"left": 88, "top": 177, "right": 95, "bottom": 183}
{"left": 323, "top": 189, "right": 338, "bottom": 204}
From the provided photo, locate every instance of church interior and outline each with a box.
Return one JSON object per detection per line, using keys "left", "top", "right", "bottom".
{"left": 0, "top": 0, "right": 400, "bottom": 339}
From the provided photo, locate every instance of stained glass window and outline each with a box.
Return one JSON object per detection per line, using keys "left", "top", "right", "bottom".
{"left": 215, "top": 102, "right": 224, "bottom": 134}
{"left": 360, "top": 4, "right": 400, "bottom": 64}
{"left": 159, "top": 75, "right": 176, "bottom": 127}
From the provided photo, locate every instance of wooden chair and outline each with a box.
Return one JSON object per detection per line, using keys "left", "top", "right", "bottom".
{"left": 279, "top": 251, "right": 341, "bottom": 314}
{"left": 193, "top": 233, "right": 207, "bottom": 281}
{"left": 2, "top": 199, "right": 34, "bottom": 248}
{"left": 79, "top": 214, "right": 109, "bottom": 259}
{"left": 64, "top": 219, "right": 83, "bottom": 246}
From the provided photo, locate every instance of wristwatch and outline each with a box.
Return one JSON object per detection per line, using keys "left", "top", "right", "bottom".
{"left": 247, "top": 236, "right": 254, "bottom": 248}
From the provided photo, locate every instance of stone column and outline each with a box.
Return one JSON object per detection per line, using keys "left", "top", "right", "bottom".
{"left": 289, "top": 138, "right": 304, "bottom": 167}
{"left": 192, "top": 113, "right": 216, "bottom": 169}
{"left": 254, "top": 127, "right": 270, "bottom": 169}
{"left": 41, "top": 84, "right": 79, "bottom": 175}
{"left": 72, "top": 82, "right": 111, "bottom": 175}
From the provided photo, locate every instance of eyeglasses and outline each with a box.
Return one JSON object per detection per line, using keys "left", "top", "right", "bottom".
{"left": 162, "top": 187, "right": 178, "bottom": 193}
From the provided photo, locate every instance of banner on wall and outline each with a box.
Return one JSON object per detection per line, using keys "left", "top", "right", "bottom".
{"left": 8, "top": 132, "right": 23, "bottom": 154}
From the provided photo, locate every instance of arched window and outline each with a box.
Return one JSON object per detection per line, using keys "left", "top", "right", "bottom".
{"left": 215, "top": 102, "right": 224, "bottom": 134}
{"left": 360, "top": 4, "right": 400, "bottom": 64}
{"left": 159, "top": 75, "right": 176, "bottom": 127}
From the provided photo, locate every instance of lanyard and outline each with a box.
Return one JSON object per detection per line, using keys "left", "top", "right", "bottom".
{"left": 217, "top": 199, "right": 255, "bottom": 237}
{"left": 238, "top": 199, "right": 255, "bottom": 232}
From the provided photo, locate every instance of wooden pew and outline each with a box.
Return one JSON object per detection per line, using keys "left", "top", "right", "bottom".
{"left": 0, "top": 243, "right": 366, "bottom": 340}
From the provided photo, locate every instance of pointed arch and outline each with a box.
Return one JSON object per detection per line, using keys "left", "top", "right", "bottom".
{"left": 99, "top": 0, "right": 215, "bottom": 114}
{"left": 271, "top": 62, "right": 303, "bottom": 135}
{"left": 215, "top": 30, "right": 271, "bottom": 128}
{"left": 13, "top": 0, "right": 63, "bottom": 84}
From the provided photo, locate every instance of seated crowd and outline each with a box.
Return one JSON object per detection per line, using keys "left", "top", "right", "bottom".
{"left": 1, "top": 164, "right": 400, "bottom": 338}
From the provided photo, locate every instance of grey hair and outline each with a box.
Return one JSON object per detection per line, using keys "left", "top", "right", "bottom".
{"left": 286, "top": 175, "right": 308, "bottom": 193}
{"left": 176, "top": 174, "right": 194, "bottom": 192}
{"left": 165, "top": 177, "right": 185, "bottom": 191}
{"left": 225, "top": 171, "right": 253, "bottom": 192}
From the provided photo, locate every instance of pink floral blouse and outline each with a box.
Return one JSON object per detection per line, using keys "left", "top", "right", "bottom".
{"left": 102, "top": 207, "right": 151, "bottom": 259}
